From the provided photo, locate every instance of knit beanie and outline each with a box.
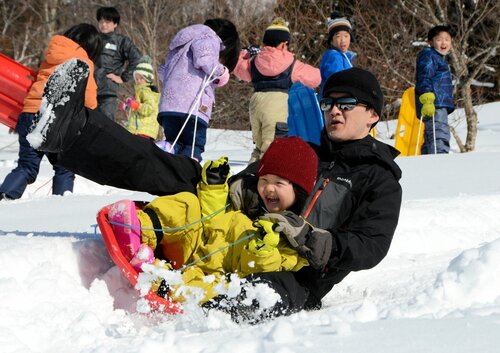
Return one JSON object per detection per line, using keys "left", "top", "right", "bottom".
{"left": 263, "top": 17, "right": 290, "bottom": 45}
{"left": 323, "top": 67, "right": 384, "bottom": 119}
{"left": 257, "top": 137, "right": 318, "bottom": 195}
{"left": 327, "top": 12, "right": 352, "bottom": 43}
{"left": 133, "top": 55, "right": 155, "bottom": 84}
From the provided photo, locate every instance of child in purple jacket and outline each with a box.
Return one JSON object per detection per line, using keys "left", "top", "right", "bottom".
{"left": 157, "top": 19, "right": 240, "bottom": 161}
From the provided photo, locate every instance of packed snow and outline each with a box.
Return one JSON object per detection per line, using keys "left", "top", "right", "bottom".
{"left": 1, "top": 102, "right": 500, "bottom": 352}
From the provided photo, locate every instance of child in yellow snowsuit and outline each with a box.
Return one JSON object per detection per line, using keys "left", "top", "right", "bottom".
{"left": 120, "top": 55, "right": 160, "bottom": 140}
{"left": 108, "top": 137, "right": 318, "bottom": 304}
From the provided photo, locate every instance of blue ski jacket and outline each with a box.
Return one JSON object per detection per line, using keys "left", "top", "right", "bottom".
{"left": 319, "top": 48, "right": 355, "bottom": 97}
{"left": 415, "top": 47, "right": 454, "bottom": 117}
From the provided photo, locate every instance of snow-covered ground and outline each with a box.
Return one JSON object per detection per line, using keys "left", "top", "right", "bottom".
{"left": 1, "top": 102, "right": 500, "bottom": 352}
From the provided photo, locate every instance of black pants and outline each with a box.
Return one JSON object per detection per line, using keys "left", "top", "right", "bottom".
{"left": 97, "top": 95, "right": 118, "bottom": 122}
{"left": 56, "top": 108, "right": 202, "bottom": 196}
{"left": 205, "top": 271, "right": 311, "bottom": 324}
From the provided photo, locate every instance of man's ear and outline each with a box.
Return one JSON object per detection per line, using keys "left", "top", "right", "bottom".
{"left": 368, "top": 110, "right": 379, "bottom": 129}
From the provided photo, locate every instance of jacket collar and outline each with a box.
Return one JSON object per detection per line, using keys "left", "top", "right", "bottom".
{"left": 315, "top": 130, "right": 402, "bottom": 180}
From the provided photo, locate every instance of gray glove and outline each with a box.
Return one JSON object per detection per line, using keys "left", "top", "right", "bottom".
{"left": 259, "top": 211, "right": 333, "bottom": 269}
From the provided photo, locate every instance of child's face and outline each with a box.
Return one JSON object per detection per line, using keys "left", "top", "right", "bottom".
{"left": 134, "top": 74, "right": 146, "bottom": 85}
{"left": 257, "top": 174, "right": 296, "bottom": 213}
{"left": 330, "top": 31, "right": 351, "bottom": 53}
{"left": 430, "top": 31, "right": 452, "bottom": 55}
{"left": 98, "top": 19, "right": 118, "bottom": 34}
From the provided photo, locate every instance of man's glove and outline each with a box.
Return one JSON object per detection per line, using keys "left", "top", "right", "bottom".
{"left": 419, "top": 92, "right": 435, "bottom": 118}
{"left": 247, "top": 219, "right": 280, "bottom": 255}
{"left": 126, "top": 97, "right": 140, "bottom": 112}
{"left": 201, "top": 156, "right": 230, "bottom": 185}
{"left": 245, "top": 45, "right": 261, "bottom": 57}
{"left": 259, "top": 211, "right": 310, "bottom": 248}
{"left": 259, "top": 211, "right": 334, "bottom": 269}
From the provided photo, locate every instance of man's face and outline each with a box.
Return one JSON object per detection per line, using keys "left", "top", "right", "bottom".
{"left": 330, "top": 31, "right": 351, "bottom": 53}
{"left": 98, "top": 19, "right": 117, "bottom": 34}
{"left": 322, "top": 93, "right": 379, "bottom": 142}
{"left": 430, "top": 31, "right": 452, "bottom": 55}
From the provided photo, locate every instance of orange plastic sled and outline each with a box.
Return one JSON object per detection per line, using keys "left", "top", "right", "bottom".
{"left": 394, "top": 87, "right": 424, "bottom": 156}
{"left": 0, "top": 53, "right": 36, "bottom": 129}
{"left": 96, "top": 204, "right": 182, "bottom": 314}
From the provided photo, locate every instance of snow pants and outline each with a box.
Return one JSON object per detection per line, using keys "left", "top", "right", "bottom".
{"left": 0, "top": 113, "right": 74, "bottom": 199}
{"left": 204, "top": 271, "right": 311, "bottom": 324}
{"left": 55, "top": 108, "right": 202, "bottom": 196}
{"left": 158, "top": 112, "right": 208, "bottom": 162}
{"left": 249, "top": 91, "right": 288, "bottom": 163}
{"left": 97, "top": 95, "right": 118, "bottom": 122}
{"left": 421, "top": 108, "right": 450, "bottom": 154}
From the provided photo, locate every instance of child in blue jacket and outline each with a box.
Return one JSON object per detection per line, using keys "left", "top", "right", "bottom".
{"left": 319, "top": 12, "right": 356, "bottom": 97}
{"left": 415, "top": 25, "right": 455, "bottom": 154}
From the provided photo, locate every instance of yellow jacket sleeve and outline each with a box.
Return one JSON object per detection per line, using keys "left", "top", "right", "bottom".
{"left": 197, "top": 180, "right": 229, "bottom": 219}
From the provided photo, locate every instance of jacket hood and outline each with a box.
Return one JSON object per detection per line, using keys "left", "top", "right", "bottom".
{"left": 169, "top": 24, "right": 222, "bottom": 51}
{"left": 254, "top": 46, "right": 295, "bottom": 76}
{"left": 315, "top": 131, "right": 402, "bottom": 180}
{"left": 44, "top": 35, "right": 88, "bottom": 66}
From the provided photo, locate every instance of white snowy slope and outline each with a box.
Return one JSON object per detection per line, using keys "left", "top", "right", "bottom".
{"left": 0, "top": 102, "right": 499, "bottom": 353}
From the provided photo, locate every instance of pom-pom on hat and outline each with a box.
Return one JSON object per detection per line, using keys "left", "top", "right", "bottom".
{"left": 133, "top": 55, "right": 155, "bottom": 84}
{"left": 263, "top": 17, "right": 290, "bottom": 45}
{"left": 323, "top": 67, "right": 384, "bottom": 119}
{"left": 258, "top": 137, "right": 318, "bottom": 195}
{"left": 327, "top": 12, "right": 352, "bottom": 43}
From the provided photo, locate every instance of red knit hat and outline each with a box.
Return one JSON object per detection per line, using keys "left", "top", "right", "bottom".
{"left": 257, "top": 137, "right": 318, "bottom": 195}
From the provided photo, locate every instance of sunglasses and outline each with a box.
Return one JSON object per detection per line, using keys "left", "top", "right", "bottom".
{"left": 319, "top": 96, "right": 369, "bottom": 112}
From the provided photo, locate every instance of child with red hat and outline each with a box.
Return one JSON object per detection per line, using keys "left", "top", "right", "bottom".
{"left": 106, "top": 136, "right": 320, "bottom": 304}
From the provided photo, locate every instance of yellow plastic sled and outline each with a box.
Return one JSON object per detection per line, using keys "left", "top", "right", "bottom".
{"left": 394, "top": 87, "right": 424, "bottom": 156}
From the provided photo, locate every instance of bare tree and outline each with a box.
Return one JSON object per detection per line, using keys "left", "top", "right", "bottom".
{"left": 351, "top": 1, "right": 421, "bottom": 122}
{"left": 2, "top": 0, "right": 498, "bottom": 137}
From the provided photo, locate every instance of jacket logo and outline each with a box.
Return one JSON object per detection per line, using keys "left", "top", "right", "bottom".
{"left": 336, "top": 177, "right": 352, "bottom": 188}
{"left": 105, "top": 43, "right": 117, "bottom": 51}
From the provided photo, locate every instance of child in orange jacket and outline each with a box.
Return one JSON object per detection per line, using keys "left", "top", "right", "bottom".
{"left": 0, "top": 23, "right": 102, "bottom": 200}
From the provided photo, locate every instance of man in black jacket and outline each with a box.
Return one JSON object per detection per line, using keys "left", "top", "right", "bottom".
{"left": 27, "top": 60, "right": 401, "bottom": 323}
{"left": 206, "top": 67, "right": 402, "bottom": 322}
{"left": 95, "top": 6, "right": 142, "bottom": 121}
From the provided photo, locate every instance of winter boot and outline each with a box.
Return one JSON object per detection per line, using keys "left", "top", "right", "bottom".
{"left": 108, "top": 199, "right": 142, "bottom": 261}
{"left": 27, "top": 58, "right": 89, "bottom": 153}
{"left": 129, "top": 243, "right": 155, "bottom": 272}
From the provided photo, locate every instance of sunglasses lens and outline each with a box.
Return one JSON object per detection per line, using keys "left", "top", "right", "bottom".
{"left": 320, "top": 98, "right": 333, "bottom": 112}
{"left": 335, "top": 98, "right": 358, "bottom": 111}
{"left": 337, "top": 103, "right": 357, "bottom": 111}
{"left": 321, "top": 97, "right": 359, "bottom": 112}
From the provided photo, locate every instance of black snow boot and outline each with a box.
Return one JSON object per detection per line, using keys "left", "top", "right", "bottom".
{"left": 27, "top": 58, "right": 89, "bottom": 153}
